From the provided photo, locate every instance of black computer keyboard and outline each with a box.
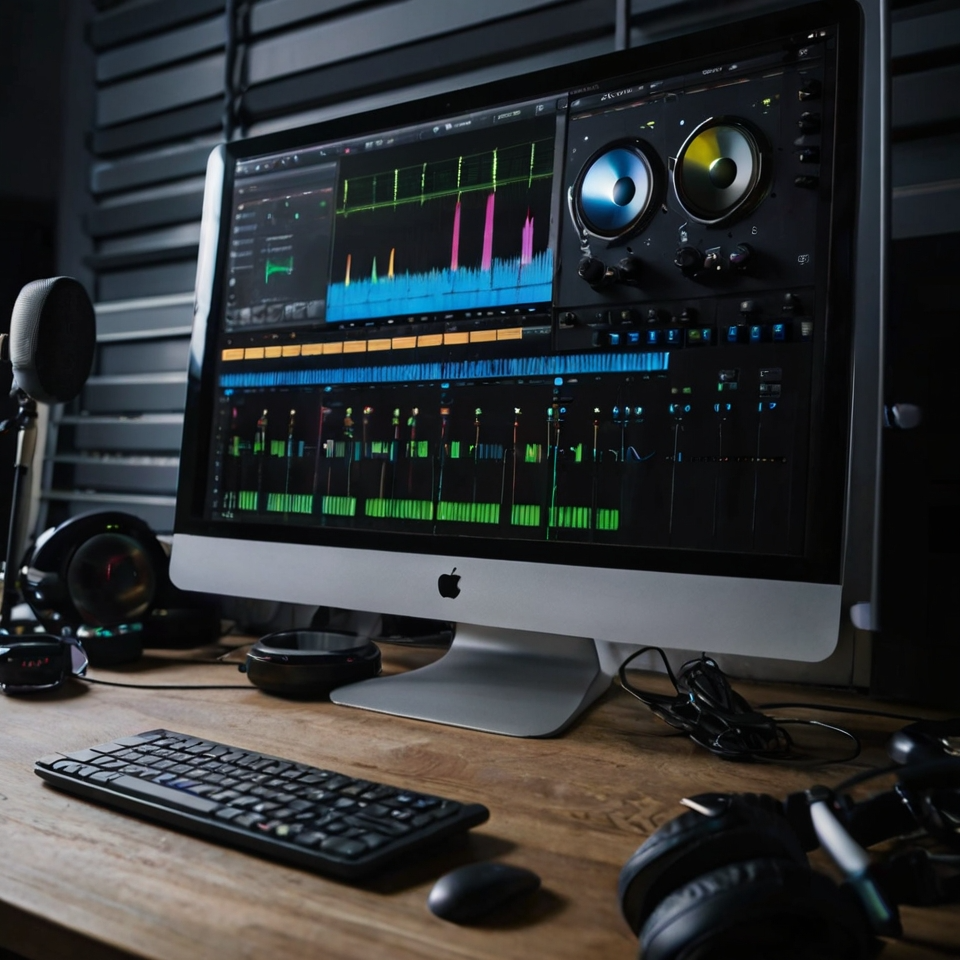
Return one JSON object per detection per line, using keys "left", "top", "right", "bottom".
{"left": 34, "top": 729, "right": 489, "bottom": 880}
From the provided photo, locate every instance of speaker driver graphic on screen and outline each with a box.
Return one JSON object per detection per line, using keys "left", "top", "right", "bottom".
{"left": 573, "top": 139, "right": 662, "bottom": 239}
{"left": 671, "top": 116, "right": 769, "bottom": 224}
{"left": 568, "top": 139, "right": 663, "bottom": 291}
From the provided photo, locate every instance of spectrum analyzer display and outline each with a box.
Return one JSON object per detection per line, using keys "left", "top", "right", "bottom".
{"left": 326, "top": 122, "right": 556, "bottom": 321}
{"left": 223, "top": 111, "right": 557, "bottom": 333}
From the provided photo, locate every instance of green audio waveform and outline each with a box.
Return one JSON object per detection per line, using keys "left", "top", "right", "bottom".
{"left": 238, "top": 490, "right": 259, "bottom": 511}
{"left": 596, "top": 508, "right": 620, "bottom": 531}
{"left": 365, "top": 498, "right": 434, "bottom": 521}
{"left": 437, "top": 502, "right": 500, "bottom": 524}
{"left": 407, "top": 440, "right": 429, "bottom": 458}
{"left": 322, "top": 496, "right": 357, "bottom": 517}
{"left": 267, "top": 493, "right": 313, "bottom": 513}
{"left": 511, "top": 504, "right": 541, "bottom": 527}
{"left": 264, "top": 256, "right": 294, "bottom": 283}
{"left": 549, "top": 506, "right": 591, "bottom": 529}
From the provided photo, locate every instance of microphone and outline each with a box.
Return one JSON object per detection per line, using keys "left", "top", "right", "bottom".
{"left": 7, "top": 276, "right": 96, "bottom": 404}
{"left": 0, "top": 277, "right": 96, "bottom": 667}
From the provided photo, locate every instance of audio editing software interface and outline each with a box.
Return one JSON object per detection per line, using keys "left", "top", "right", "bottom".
{"left": 203, "top": 21, "right": 848, "bottom": 566}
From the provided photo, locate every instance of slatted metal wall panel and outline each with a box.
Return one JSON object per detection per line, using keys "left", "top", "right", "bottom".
{"left": 890, "top": 1, "right": 960, "bottom": 238}
{"left": 47, "top": 0, "right": 623, "bottom": 535}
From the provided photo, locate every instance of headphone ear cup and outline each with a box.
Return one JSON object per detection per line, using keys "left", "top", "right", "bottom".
{"left": 638, "top": 857, "right": 879, "bottom": 960}
{"left": 618, "top": 799, "right": 806, "bottom": 935}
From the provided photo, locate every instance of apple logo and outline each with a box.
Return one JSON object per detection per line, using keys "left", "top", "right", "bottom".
{"left": 437, "top": 567, "right": 461, "bottom": 599}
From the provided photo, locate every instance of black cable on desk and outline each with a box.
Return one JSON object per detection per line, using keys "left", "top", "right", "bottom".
{"left": 618, "top": 646, "right": 864, "bottom": 764}
{"left": 77, "top": 676, "right": 252, "bottom": 690}
{"left": 757, "top": 702, "right": 926, "bottom": 723}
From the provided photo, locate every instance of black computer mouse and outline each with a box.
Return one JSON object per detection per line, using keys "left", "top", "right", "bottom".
{"left": 427, "top": 861, "right": 541, "bottom": 924}
{"left": 888, "top": 717, "right": 960, "bottom": 765}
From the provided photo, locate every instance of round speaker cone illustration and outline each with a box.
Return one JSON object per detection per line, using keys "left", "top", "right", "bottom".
{"left": 673, "top": 117, "right": 768, "bottom": 224}
{"left": 574, "top": 141, "right": 661, "bottom": 239}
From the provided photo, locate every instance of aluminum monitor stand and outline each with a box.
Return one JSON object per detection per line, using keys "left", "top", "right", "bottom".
{"left": 331, "top": 623, "right": 610, "bottom": 737}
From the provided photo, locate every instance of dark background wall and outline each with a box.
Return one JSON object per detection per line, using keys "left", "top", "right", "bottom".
{"left": 0, "top": 0, "right": 68, "bottom": 550}
{"left": 0, "top": 1, "right": 67, "bottom": 206}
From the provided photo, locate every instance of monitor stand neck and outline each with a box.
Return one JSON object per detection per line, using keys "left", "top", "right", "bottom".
{"left": 330, "top": 624, "right": 610, "bottom": 737}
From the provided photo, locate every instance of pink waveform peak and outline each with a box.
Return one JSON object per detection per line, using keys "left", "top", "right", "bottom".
{"left": 481, "top": 193, "right": 495, "bottom": 271}
{"left": 451, "top": 200, "right": 461, "bottom": 271}
{"left": 521, "top": 210, "right": 534, "bottom": 266}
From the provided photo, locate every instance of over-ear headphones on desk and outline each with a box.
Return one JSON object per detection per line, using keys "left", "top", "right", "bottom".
{"left": 617, "top": 754, "right": 960, "bottom": 960}
{"left": 19, "top": 511, "right": 220, "bottom": 667}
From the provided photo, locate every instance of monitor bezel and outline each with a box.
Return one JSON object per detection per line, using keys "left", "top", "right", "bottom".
{"left": 174, "top": 0, "right": 863, "bottom": 589}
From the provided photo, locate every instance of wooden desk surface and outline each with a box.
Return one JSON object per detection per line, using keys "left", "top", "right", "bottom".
{"left": 1, "top": 643, "right": 957, "bottom": 960}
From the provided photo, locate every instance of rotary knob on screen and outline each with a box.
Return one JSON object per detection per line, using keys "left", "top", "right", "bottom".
{"left": 675, "top": 246, "right": 701, "bottom": 276}
{"left": 578, "top": 256, "right": 608, "bottom": 287}
{"left": 612, "top": 256, "right": 643, "bottom": 285}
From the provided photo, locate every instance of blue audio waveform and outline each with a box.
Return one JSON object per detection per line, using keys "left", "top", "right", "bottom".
{"left": 219, "top": 350, "right": 671, "bottom": 390}
{"left": 326, "top": 252, "right": 554, "bottom": 321}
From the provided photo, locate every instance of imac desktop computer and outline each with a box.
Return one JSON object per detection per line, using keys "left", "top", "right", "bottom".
{"left": 171, "top": 1, "right": 865, "bottom": 736}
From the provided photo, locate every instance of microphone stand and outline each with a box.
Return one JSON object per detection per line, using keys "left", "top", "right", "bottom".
{"left": 0, "top": 368, "right": 39, "bottom": 634}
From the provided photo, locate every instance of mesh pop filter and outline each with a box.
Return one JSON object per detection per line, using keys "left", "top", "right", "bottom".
{"left": 9, "top": 277, "right": 96, "bottom": 404}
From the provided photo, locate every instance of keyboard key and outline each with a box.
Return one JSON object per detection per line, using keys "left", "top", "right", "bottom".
{"left": 262, "top": 763, "right": 291, "bottom": 775}
{"left": 233, "top": 813, "right": 269, "bottom": 829}
{"left": 294, "top": 831, "right": 326, "bottom": 848}
{"left": 209, "top": 790, "right": 241, "bottom": 803}
{"left": 360, "top": 785, "right": 396, "bottom": 801}
{"left": 321, "top": 837, "right": 366, "bottom": 859}
{"left": 272, "top": 823, "right": 304, "bottom": 840}
{"left": 51, "top": 761, "right": 82, "bottom": 774}
{"left": 360, "top": 832, "right": 391, "bottom": 850}
{"left": 324, "top": 776, "right": 354, "bottom": 791}
{"left": 110, "top": 776, "right": 221, "bottom": 815}
{"left": 190, "top": 785, "right": 219, "bottom": 797}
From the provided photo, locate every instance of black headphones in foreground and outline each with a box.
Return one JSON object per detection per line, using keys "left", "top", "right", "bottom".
{"left": 617, "top": 754, "right": 960, "bottom": 960}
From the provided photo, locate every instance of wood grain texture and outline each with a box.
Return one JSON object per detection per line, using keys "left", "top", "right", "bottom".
{"left": 0, "top": 643, "right": 957, "bottom": 960}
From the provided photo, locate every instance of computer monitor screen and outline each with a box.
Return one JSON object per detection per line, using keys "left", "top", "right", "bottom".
{"left": 172, "top": 1, "right": 862, "bottom": 736}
